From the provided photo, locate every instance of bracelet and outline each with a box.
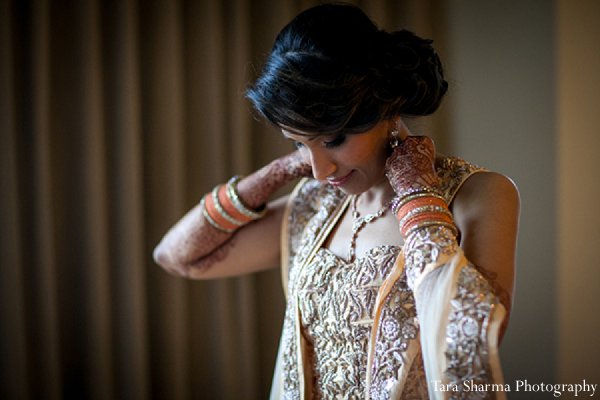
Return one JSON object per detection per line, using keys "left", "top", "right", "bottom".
{"left": 211, "top": 186, "right": 245, "bottom": 227}
{"left": 226, "top": 176, "right": 267, "bottom": 220}
{"left": 199, "top": 176, "right": 268, "bottom": 234}
{"left": 217, "top": 185, "right": 254, "bottom": 224}
{"left": 400, "top": 212, "right": 455, "bottom": 237}
{"left": 201, "top": 197, "right": 237, "bottom": 233}
{"left": 397, "top": 205, "right": 453, "bottom": 230}
{"left": 395, "top": 196, "right": 448, "bottom": 222}
{"left": 204, "top": 186, "right": 244, "bottom": 232}
{"left": 393, "top": 192, "right": 457, "bottom": 238}
{"left": 392, "top": 190, "right": 446, "bottom": 216}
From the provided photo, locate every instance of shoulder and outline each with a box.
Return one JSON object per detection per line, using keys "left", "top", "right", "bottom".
{"left": 452, "top": 170, "right": 520, "bottom": 229}
{"left": 435, "top": 155, "right": 485, "bottom": 203}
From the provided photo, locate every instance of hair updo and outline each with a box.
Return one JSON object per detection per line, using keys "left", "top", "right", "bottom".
{"left": 246, "top": 3, "right": 448, "bottom": 135}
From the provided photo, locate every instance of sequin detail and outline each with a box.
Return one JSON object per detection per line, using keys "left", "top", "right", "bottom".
{"left": 369, "top": 270, "right": 422, "bottom": 399}
{"left": 403, "top": 225, "right": 459, "bottom": 289}
{"left": 445, "top": 266, "right": 497, "bottom": 399}
{"left": 297, "top": 246, "right": 410, "bottom": 398}
{"left": 278, "top": 156, "right": 488, "bottom": 399}
{"left": 436, "top": 156, "right": 484, "bottom": 203}
{"left": 281, "top": 181, "right": 346, "bottom": 398}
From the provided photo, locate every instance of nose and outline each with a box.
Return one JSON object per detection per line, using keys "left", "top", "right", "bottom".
{"left": 307, "top": 149, "right": 336, "bottom": 181}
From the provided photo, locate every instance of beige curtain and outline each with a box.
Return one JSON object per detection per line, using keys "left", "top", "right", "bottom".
{"left": 0, "top": 0, "right": 426, "bottom": 399}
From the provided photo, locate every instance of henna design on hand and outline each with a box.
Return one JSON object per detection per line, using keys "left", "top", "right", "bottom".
{"left": 385, "top": 136, "right": 440, "bottom": 196}
{"left": 156, "top": 205, "right": 234, "bottom": 277}
{"left": 237, "top": 150, "right": 311, "bottom": 209}
{"left": 155, "top": 150, "right": 310, "bottom": 277}
{"left": 185, "top": 237, "right": 237, "bottom": 278}
{"left": 282, "top": 150, "right": 313, "bottom": 179}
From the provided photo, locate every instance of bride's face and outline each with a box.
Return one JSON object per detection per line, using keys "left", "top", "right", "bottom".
{"left": 281, "top": 120, "right": 394, "bottom": 194}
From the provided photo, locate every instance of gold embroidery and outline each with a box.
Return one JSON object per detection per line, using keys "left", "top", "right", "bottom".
{"left": 279, "top": 156, "right": 488, "bottom": 399}
{"left": 296, "top": 246, "right": 403, "bottom": 398}
{"left": 368, "top": 269, "right": 421, "bottom": 399}
{"left": 445, "top": 266, "right": 497, "bottom": 399}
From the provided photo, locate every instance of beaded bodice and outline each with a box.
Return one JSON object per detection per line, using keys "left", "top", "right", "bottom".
{"left": 296, "top": 245, "right": 416, "bottom": 398}
{"left": 278, "top": 156, "right": 484, "bottom": 399}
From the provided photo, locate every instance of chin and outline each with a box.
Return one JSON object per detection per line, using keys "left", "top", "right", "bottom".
{"left": 335, "top": 181, "right": 370, "bottom": 195}
{"left": 336, "top": 187, "right": 360, "bottom": 195}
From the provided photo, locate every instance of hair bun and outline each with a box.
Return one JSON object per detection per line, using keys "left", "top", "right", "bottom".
{"left": 247, "top": 4, "right": 450, "bottom": 134}
{"left": 372, "top": 29, "right": 448, "bottom": 116}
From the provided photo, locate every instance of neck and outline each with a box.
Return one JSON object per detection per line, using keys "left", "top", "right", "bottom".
{"left": 357, "top": 178, "right": 396, "bottom": 212}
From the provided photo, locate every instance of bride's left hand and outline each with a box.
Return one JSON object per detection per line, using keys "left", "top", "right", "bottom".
{"left": 384, "top": 136, "right": 440, "bottom": 197}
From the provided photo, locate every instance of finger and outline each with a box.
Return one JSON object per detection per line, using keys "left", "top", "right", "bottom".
{"left": 407, "top": 136, "right": 435, "bottom": 159}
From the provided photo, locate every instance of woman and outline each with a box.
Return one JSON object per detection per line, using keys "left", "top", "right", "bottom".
{"left": 154, "top": 4, "right": 519, "bottom": 399}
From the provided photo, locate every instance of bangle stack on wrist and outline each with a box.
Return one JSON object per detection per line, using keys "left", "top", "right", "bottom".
{"left": 394, "top": 191, "right": 457, "bottom": 238}
{"left": 201, "top": 175, "right": 267, "bottom": 233}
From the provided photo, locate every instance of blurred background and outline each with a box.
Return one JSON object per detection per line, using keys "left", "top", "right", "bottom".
{"left": 1, "top": 0, "right": 599, "bottom": 399}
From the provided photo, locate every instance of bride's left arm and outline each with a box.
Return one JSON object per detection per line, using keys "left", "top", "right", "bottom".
{"left": 450, "top": 171, "right": 520, "bottom": 340}
{"left": 386, "top": 136, "right": 520, "bottom": 397}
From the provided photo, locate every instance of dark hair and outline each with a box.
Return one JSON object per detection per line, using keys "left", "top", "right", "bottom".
{"left": 246, "top": 3, "right": 448, "bottom": 135}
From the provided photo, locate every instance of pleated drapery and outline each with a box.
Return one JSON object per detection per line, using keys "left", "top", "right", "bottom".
{"left": 0, "top": 1, "right": 425, "bottom": 399}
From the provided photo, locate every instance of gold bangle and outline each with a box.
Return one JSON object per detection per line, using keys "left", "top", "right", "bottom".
{"left": 226, "top": 176, "right": 267, "bottom": 220}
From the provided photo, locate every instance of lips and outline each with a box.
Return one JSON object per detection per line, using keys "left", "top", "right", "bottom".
{"left": 327, "top": 170, "right": 354, "bottom": 186}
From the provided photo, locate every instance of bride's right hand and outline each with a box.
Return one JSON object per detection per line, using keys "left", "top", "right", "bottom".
{"left": 278, "top": 150, "right": 313, "bottom": 180}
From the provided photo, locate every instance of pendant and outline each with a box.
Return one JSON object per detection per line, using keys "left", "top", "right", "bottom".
{"left": 347, "top": 194, "right": 390, "bottom": 262}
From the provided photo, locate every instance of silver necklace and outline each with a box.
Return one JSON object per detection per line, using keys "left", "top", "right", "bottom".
{"left": 348, "top": 194, "right": 390, "bottom": 263}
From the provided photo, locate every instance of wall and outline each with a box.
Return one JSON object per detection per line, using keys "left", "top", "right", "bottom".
{"left": 557, "top": 0, "right": 600, "bottom": 387}
{"left": 439, "top": 0, "right": 600, "bottom": 397}
{"left": 439, "top": 0, "right": 557, "bottom": 396}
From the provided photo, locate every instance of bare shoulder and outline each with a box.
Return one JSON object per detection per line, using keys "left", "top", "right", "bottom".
{"left": 452, "top": 171, "right": 520, "bottom": 224}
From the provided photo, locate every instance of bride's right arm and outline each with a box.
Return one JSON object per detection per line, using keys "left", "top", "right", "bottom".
{"left": 153, "top": 195, "right": 289, "bottom": 279}
{"left": 153, "top": 151, "right": 311, "bottom": 280}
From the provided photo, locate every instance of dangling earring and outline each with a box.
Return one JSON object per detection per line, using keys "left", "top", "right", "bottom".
{"left": 389, "top": 120, "right": 401, "bottom": 148}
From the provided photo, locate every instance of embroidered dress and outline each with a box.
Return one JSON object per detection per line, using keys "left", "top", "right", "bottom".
{"left": 270, "top": 156, "right": 507, "bottom": 400}
{"left": 296, "top": 246, "right": 426, "bottom": 399}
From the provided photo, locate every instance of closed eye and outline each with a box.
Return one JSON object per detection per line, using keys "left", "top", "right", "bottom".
{"left": 324, "top": 134, "right": 346, "bottom": 149}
